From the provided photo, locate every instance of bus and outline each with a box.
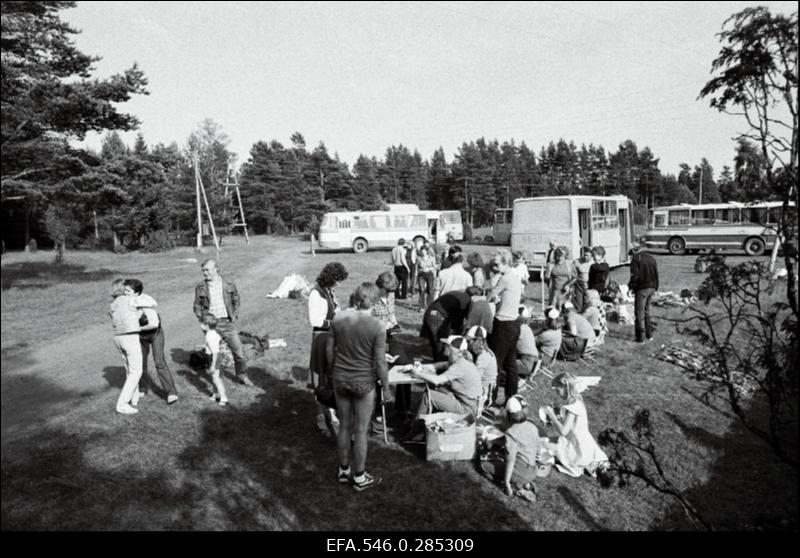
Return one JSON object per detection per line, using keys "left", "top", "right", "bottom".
{"left": 511, "top": 195, "right": 634, "bottom": 270}
{"left": 643, "top": 201, "right": 795, "bottom": 255}
{"left": 492, "top": 208, "right": 513, "bottom": 245}
{"left": 318, "top": 209, "right": 431, "bottom": 253}
{"left": 424, "top": 210, "right": 464, "bottom": 241}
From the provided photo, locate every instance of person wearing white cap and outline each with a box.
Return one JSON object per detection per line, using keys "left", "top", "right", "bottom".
{"left": 465, "top": 325, "right": 497, "bottom": 405}
{"left": 535, "top": 307, "right": 563, "bottom": 362}
{"left": 409, "top": 335, "right": 483, "bottom": 421}
{"left": 515, "top": 305, "right": 539, "bottom": 380}
{"left": 479, "top": 395, "right": 540, "bottom": 501}
{"left": 561, "top": 301, "right": 596, "bottom": 359}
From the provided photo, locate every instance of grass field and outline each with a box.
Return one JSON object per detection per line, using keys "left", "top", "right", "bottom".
{"left": 1, "top": 236, "right": 797, "bottom": 531}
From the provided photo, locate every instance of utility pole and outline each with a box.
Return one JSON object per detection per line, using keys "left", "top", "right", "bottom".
{"left": 699, "top": 166, "right": 704, "bottom": 204}
{"left": 195, "top": 154, "right": 203, "bottom": 249}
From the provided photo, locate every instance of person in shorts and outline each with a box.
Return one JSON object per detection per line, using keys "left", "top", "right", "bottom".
{"left": 325, "top": 282, "right": 393, "bottom": 491}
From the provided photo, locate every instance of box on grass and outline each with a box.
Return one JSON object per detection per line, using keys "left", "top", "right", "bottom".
{"left": 423, "top": 412, "right": 476, "bottom": 461}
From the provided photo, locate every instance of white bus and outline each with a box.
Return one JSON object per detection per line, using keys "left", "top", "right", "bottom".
{"left": 318, "top": 210, "right": 431, "bottom": 253}
{"left": 424, "top": 210, "right": 464, "bottom": 241}
{"left": 492, "top": 208, "right": 513, "bottom": 245}
{"left": 643, "top": 201, "right": 794, "bottom": 255}
{"left": 511, "top": 195, "right": 634, "bottom": 269}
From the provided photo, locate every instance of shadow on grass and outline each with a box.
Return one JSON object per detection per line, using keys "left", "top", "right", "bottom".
{"left": 171, "top": 347, "right": 214, "bottom": 397}
{"left": 102, "top": 366, "right": 126, "bottom": 389}
{"left": 556, "top": 486, "right": 610, "bottom": 531}
{"left": 1, "top": 262, "right": 119, "bottom": 291}
{"left": 1, "top": 373, "right": 532, "bottom": 530}
{"left": 645, "top": 402, "right": 799, "bottom": 530}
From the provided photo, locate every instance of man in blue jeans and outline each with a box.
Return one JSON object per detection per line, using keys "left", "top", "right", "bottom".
{"left": 628, "top": 244, "right": 659, "bottom": 343}
{"left": 194, "top": 259, "right": 253, "bottom": 386}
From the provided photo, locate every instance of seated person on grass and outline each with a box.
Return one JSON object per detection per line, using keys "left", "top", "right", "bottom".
{"left": 581, "top": 289, "right": 608, "bottom": 338}
{"left": 535, "top": 307, "right": 562, "bottom": 364}
{"left": 516, "top": 305, "right": 539, "bottom": 381}
{"left": 404, "top": 336, "right": 483, "bottom": 440}
{"left": 465, "top": 325, "right": 497, "bottom": 407}
{"left": 561, "top": 301, "right": 597, "bottom": 356}
{"left": 479, "top": 394, "right": 539, "bottom": 502}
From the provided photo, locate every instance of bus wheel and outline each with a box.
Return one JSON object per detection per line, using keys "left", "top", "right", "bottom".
{"left": 352, "top": 238, "right": 369, "bottom": 254}
{"left": 667, "top": 237, "right": 686, "bottom": 255}
{"left": 744, "top": 237, "right": 765, "bottom": 256}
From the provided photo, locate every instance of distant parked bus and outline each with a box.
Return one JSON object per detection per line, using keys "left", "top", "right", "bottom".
{"left": 492, "top": 208, "right": 513, "bottom": 244}
{"left": 643, "top": 201, "right": 794, "bottom": 255}
{"left": 318, "top": 210, "right": 430, "bottom": 254}
{"left": 511, "top": 195, "right": 634, "bottom": 270}
{"left": 424, "top": 210, "right": 464, "bottom": 241}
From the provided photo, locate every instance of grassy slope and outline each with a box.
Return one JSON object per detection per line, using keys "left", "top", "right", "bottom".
{"left": 1, "top": 238, "right": 796, "bottom": 530}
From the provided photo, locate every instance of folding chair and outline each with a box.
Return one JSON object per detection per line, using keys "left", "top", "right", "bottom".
{"left": 534, "top": 351, "right": 558, "bottom": 379}
{"left": 579, "top": 332, "right": 605, "bottom": 367}
{"left": 478, "top": 382, "right": 496, "bottom": 421}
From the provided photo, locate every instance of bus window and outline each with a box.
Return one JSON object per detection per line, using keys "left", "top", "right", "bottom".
{"left": 337, "top": 218, "right": 351, "bottom": 229}
{"left": 768, "top": 206, "right": 782, "bottom": 225}
{"left": 592, "top": 200, "right": 618, "bottom": 229}
{"left": 321, "top": 214, "right": 336, "bottom": 229}
{"left": 392, "top": 215, "right": 408, "bottom": 228}
{"left": 668, "top": 210, "right": 690, "bottom": 226}
{"left": 653, "top": 213, "right": 666, "bottom": 227}
{"left": 744, "top": 208, "right": 767, "bottom": 225}
{"left": 691, "top": 209, "right": 715, "bottom": 225}
{"left": 410, "top": 214, "right": 427, "bottom": 228}
{"left": 715, "top": 208, "right": 739, "bottom": 224}
{"left": 371, "top": 215, "right": 389, "bottom": 229}
{"left": 352, "top": 216, "right": 369, "bottom": 229}
{"left": 441, "top": 211, "right": 462, "bottom": 224}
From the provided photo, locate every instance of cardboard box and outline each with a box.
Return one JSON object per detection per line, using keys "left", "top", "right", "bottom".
{"left": 423, "top": 412, "right": 476, "bottom": 461}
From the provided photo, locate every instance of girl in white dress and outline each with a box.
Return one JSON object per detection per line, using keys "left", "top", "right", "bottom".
{"left": 544, "top": 372, "right": 608, "bottom": 477}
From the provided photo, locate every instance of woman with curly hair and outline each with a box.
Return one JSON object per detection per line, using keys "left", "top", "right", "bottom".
{"left": 309, "top": 262, "right": 349, "bottom": 436}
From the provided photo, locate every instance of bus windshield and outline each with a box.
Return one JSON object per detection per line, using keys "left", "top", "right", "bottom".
{"left": 441, "top": 211, "right": 462, "bottom": 224}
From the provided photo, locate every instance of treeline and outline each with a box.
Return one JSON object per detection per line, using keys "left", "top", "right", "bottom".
{"left": 0, "top": 1, "right": 781, "bottom": 252}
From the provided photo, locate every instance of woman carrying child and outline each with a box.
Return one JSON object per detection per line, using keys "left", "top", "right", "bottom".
{"left": 544, "top": 373, "right": 608, "bottom": 477}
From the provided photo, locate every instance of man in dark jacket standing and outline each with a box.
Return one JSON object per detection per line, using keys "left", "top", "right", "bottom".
{"left": 194, "top": 259, "right": 253, "bottom": 386}
{"left": 628, "top": 244, "right": 659, "bottom": 343}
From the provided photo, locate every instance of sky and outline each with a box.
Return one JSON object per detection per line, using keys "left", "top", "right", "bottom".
{"left": 62, "top": 1, "right": 797, "bottom": 178}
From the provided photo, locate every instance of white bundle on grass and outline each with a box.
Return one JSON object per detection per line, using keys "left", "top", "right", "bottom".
{"left": 266, "top": 273, "right": 312, "bottom": 299}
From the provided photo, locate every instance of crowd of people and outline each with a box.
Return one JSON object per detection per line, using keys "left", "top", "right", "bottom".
{"left": 106, "top": 239, "right": 658, "bottom": 497}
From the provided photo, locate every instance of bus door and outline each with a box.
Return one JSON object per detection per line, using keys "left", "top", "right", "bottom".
{"left": 618, "top": 207, "right": 630, "bottom": 262}
{"left": 428, "top": 218, "right": 438, "bottom": 242}
{"left": 578, "top": 208, "right": 592, "bottom": 249}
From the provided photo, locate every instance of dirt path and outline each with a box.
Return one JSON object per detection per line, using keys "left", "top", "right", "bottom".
{"left": 0, "top": 239, "right": 316, "bottom": 450}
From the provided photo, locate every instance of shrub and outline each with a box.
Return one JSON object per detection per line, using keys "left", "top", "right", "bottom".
{"left": 141, "top": 230, "right": 176, "bottom": 253}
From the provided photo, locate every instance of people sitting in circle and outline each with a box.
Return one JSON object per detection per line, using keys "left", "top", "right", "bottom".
{"left": 515, "top": 305, "right": 539, "bottom": 382}
{"left": 404, "top": 335, "right": 483, "bottom": 440}
{"left": 543, "top": 373, "right": 608, "bottom": 478}
{"left": 479, "top": 395, "right": 540, "bottom": 502}
{"left": 465, "top": 325, "right": 497, "bottom": 410}
{"left": 559, "top": 301, "right": 596, "bottom": 359}
{"left": 535, "top": 307, "right": 563, "bottom": 365}
{"left": 433, "top": 251, "right": 473, "bottom": 299}
{"left": 581, "top": 289, "right": 608, "bottom": 338}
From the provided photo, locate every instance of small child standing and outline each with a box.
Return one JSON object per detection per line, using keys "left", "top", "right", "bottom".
{"left": 200, "top": 312, "right": 228, "bottom": 407}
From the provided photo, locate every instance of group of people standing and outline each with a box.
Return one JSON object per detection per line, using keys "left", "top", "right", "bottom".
{"left": 108, "top": 258, "right": 255, "bottom": 415}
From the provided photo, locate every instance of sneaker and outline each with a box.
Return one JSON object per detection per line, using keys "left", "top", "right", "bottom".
{"left": 210, "top": 394, "right": 221, "bottom": 402}
{"left": 353, "top": 472, "right": 382, "bottom": 492}
{"left": 337, "top": 469, "right": 351, "bottom": 484}
{"left": 646, "top": 337, "right": 654, "bottom": 342}
{"left": 218, "top": 398, "right": 229, "bottom": 407}
{"left": 167, "top": 394, "right": 179, "bottom": 404}
{"left": 116, "top": 404, "right": 139, "bottom": 415}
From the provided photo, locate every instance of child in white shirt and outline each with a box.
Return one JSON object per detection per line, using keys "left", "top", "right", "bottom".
{"left": 201, "top": 312, "right": 228, "bottom": 406}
